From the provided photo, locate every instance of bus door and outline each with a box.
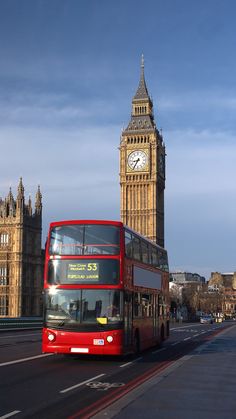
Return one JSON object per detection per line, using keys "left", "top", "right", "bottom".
{"left": 153, "top": 294, "right": 159, "bottom": 337}
{"left": 124, "top": 291, "right": 133, "bottom": 347}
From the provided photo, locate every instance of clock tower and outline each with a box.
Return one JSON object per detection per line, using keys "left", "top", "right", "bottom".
{"left": 120, "top": 57, "right": 166, "bottom": 247}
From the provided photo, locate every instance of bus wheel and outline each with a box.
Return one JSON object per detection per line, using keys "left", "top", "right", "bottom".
{"left": 134, "top": 331, "right": 140, "bottom": 354}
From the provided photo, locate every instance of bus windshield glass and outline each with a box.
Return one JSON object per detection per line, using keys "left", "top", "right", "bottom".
{"left": 45, "top": 289, "right": 123, "bottom": 330}
{"left": 49, "top": 224, "right": 120, "bottom": 256}
{"left": 47, "top": 259, "right": 119, "bottom": 285}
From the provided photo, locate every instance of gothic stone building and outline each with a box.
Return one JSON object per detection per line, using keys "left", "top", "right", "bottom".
{"left": 208, "top": 272, "right": 236, "bottom": 317}
{"left": 120, "top": 57, "right": 166, "bottom": 247}
{"left": 0, "top": 178, "right": 43, "bottom": 317}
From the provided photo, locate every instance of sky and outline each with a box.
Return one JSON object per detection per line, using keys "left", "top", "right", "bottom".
{"left": 0, "top": 0, "right": 236, "bottom": 280}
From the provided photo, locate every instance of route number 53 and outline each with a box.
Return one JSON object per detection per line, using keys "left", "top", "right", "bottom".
{"left": 87, "top": 263, "right": 98, "bottom": 271}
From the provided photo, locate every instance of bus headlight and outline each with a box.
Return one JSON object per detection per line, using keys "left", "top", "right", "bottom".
{"left": 106, "top": 335, "right": 113, "bottom": 343}
{"left": 48, "top": 332, "right": 56, "bottom": 342}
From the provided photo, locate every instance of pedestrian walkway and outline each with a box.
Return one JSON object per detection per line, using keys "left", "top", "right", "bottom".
{"left": 93, "top": 324, "right": 236, "bottom": 419}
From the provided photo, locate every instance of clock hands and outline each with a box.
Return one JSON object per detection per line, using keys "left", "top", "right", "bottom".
{"left": 132, "top": 158, "right": 140, "bottom": 169}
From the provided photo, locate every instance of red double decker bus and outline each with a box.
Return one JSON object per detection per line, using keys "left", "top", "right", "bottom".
{"left": 42, "top": 220, "right": 169, "bottom": 355}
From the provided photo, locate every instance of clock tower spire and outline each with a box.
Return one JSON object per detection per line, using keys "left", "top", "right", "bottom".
{"left": 120, "top": 57, "right": 166, "bottom": 247}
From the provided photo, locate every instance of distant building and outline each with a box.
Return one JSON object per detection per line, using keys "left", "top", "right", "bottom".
{"left": 208, "top": 272, "right": 236, "bottom": 317}
{"left": 169, "top": 271, "right": 206, "bottom": 321}
{"left": 0, "top": 178, "right": 44, "bottom": 317}
{"left": 170, "top": 271, "right": 205, "bottom": 284}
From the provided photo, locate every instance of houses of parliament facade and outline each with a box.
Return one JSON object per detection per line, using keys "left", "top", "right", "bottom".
{"left": 0, "top": 57, "right": 165, "bottom": 317}
{"left": 0, "top": 178, "right": 43, "bottom": 317}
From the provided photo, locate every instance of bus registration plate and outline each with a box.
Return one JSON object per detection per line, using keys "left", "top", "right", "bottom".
{"left": 93, "top": 339, "right": 104, "bottom": 345}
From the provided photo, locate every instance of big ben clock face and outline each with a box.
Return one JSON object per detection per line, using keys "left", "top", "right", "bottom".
{"left": 127, "top": 150, "right": 148, "bottom": 171}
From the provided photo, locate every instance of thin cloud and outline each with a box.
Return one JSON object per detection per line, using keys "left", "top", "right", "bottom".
{"left": 159, "top": 90, "right": 236, "bottom": 112}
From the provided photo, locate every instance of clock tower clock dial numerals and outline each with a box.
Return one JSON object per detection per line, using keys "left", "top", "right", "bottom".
{"left": 127, "top": 150, "right": 148, "bottom": 171}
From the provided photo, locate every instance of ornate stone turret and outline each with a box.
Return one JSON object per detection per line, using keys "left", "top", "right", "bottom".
{"left": 16, "top": 177, "right": 25, "bottom": 213}
{"left": 7, "top": 187, "right": 15, "bottom": 216}
{"left": 27, "top": 195, "right": 32, "bottom": 216}
{"left": 35, "top": 185, "right": 42, "bottom": 215}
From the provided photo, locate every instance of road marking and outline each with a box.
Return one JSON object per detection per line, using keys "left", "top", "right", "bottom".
{"left": 152, "top": 347, "right": 166, "bottom": 354}
{"left": 170, "top": 324, "right": 193, "bottom": 330}
{"left": 0, "top": 353, "right": 53, "bottom": 367}
{"left": 172, "top": 328, "right": 198, "bottom": 333}
{"left": 60, "top": 373, "right": 105, "bottom": 394}
{"left": 193, "top": 334, "right": 200, "bottom": 337}
{"left": 119, "top": 361, "right": 133, "bottom": 368}
{"left": 119, "top": 356, "right": 143, "bottom": 368}
{"left": 0, "top": 411, "right": 21, "bottom": 418}
{"left": 184, "top": 337, "right": 191, "bottom": 341}
{"left": 91, "top": 355, "right": 193, "bottom": 419}
{"left": 86, "top": 381, "right": 125, "bottom": 391}
{"left": 171, "top": 341, "right": 180, "bottom": 346}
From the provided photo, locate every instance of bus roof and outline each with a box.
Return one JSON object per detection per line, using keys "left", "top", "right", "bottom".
{"left": 49, "top": 219, "right": 123, "bottom": 228}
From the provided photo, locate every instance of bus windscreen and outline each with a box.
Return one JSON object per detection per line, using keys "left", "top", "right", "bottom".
{"left": 49, "top": 224, "right": 120, "bottom": 256}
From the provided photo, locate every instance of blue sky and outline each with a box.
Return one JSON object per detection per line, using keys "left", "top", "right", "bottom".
{"left": 0, "top": 0, "right": 236, "bottom": 279}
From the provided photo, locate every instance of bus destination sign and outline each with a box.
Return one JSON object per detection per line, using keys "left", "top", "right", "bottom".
{"left": 67, "top": 262, "right": 99, "bottom": 281}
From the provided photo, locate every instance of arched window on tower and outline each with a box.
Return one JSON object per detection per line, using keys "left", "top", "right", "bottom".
{"left": 0, "top": 233, "right": 9, "bottom": 246}
{"left": 0, "top": 295, "right": 9, "bottom": 315}
{"left": 0, "top": 266, "right": 8, "bottom": 286}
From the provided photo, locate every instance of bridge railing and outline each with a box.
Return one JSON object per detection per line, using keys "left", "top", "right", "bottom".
{"left": 0, "top": 317, "right": 43, "bottom": 331}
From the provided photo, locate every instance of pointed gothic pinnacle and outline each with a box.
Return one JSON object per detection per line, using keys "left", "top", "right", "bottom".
{"left": 7, "top": 187, "right": 14, "bottom": 202}
{"left": 141, "top": 54, "right": 145, "bottom": 79}
{"left": 141, "top": 54, "right": 144, "bottom": 68}
{"left": 28, "top": 194, "right": 32, "bottom": 215}
{"left": 18, "top": 177, "right": 24, "bottom": 193}
{"left": 35, "top": 185, "right": 42, "bottom": 205}
{"left": 133, "top": 54, "right": 149, "bottom": 101}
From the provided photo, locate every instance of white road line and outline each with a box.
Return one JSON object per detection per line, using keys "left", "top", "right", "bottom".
{"left": 170, "top": 324, "right": 200, "bottom": 331}
{"left": 60, "top": 373, "right": 105, "bottom": 394}
{"left": 0, "top": 410, "right": 21, "bottom": 418}
{"left": 183, "top": 337, "right": 191, "bottom": 341}
{"left": 152, "top": 347, "right": 166, "bottom": 354}
{"left": 171, "top": 341, "right": 180, "bottom": 346}
{"left": 119, "top": 356, "right": 143, "bottom": 368}
{"left": 193, "top": 334, "right": 200, "bottom": 337}
{"left": 119, "top": 361, "right": 133, "bottom": 368}
{"left": 170, "top": 324, "right": 192, "bottom": 330}
{"left": 0, "top": 353, "right": 53, "bottom": 367}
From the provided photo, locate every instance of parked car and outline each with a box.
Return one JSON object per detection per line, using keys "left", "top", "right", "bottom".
{"left": 200, "top": 315, "right": 214, "bottom": 324}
